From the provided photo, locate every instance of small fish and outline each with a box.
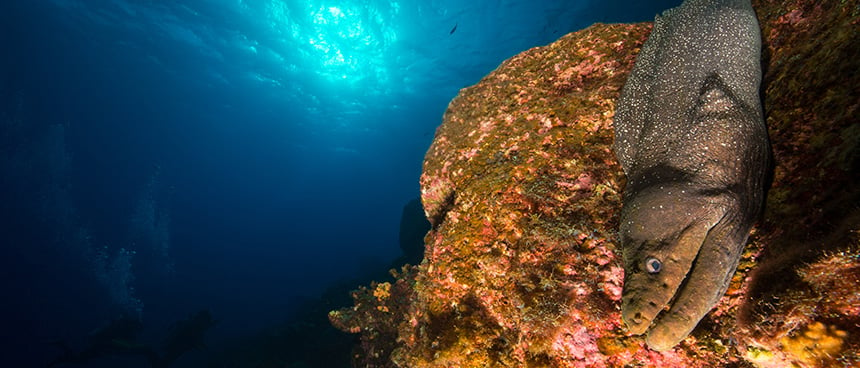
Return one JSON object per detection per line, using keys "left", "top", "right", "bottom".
{"left": 450, "top": 23, "right": 458, "bottom": 35}
{"left": 612, "top": 0, "right": 769, "bottom": 351}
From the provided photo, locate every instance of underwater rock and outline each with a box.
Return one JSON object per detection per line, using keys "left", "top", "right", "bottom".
{"left": 330, "top": 0, "right": 859, "bottom": 366}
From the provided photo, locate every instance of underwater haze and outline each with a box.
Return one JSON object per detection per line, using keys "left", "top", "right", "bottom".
{"left": 1, "top": 0, "right": 680, "bottom": 366}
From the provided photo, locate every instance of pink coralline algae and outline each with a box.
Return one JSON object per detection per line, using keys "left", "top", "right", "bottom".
{"left": 330, "top": 0, "right": 860, "bottom": 366}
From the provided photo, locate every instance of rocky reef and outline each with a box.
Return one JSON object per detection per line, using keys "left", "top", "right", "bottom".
{"left": 330, "top": 0, "right": 859, "bottom": 366}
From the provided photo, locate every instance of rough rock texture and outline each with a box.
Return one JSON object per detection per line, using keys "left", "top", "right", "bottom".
{"left": 330, "top": 0, "right": 859, "bottom": 367}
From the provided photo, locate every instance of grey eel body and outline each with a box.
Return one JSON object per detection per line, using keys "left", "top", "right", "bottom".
{"left": 612, "top": 0, "right": 769, "bottom": 351}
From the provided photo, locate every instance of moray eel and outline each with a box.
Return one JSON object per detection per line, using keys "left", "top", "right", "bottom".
{"left": 612, "top": 0, "right": 769, "bottom": 351}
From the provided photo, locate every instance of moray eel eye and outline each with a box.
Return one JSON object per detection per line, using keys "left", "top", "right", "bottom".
{"left": 645, "top": 257, "right": 662, "bottom": 274}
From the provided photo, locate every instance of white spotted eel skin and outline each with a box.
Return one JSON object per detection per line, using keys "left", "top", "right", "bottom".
{"left": 612, "top": 0, "right": 769, "bottom": 351}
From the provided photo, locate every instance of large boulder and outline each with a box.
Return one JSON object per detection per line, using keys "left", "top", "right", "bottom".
{"left": 330, "top": 0, "right": 859, "bottom": 366}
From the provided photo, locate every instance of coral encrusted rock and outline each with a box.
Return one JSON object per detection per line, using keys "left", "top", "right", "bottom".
{"left": 330, "top": 0, "right": 859, "bottom": 367}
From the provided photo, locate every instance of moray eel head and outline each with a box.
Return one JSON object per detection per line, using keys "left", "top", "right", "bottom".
{"left": 619, "top": 184, "right": 732, "bottom": 350}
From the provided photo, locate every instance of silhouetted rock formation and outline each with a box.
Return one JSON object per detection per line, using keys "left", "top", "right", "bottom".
{"left": 398, "top": 198, "right": 430, "bottom": 266}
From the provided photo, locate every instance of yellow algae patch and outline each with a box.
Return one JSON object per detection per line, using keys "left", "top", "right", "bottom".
{"left": 779, "top": 322, "right": 847, "bottom": 365}
{"left": 373, "top": 283, "right": 392, "bottom": 312}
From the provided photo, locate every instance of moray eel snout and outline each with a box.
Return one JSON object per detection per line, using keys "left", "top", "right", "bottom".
{"left": 619, "top": 184, "right": 731, "bottom": 347}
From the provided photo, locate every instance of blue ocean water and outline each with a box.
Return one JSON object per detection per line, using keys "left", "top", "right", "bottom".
{"left": 1, "top": 0, "right": 680, "bottom": 366}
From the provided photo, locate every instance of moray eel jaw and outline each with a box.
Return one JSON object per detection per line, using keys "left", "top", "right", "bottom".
{"left": 619, "top": 184, "right": 733, "bottom": 350}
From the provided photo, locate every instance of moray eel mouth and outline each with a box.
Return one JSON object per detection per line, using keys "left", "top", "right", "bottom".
{"left": 623, "top": 254, "right": 696, "bottom": 333}
{"left": 619, "top": 184, "right": 733, "bottom": 351}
